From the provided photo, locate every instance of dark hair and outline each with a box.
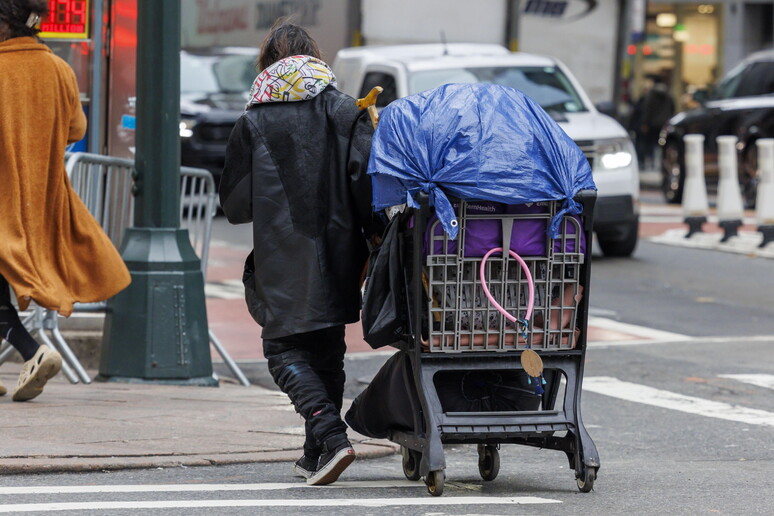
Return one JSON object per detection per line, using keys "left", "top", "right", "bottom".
{"left": 257, "top": 18, "right": 321, "bottom": 71}
{"left": 0, "top": 0, "right": 49, "bottom": 39}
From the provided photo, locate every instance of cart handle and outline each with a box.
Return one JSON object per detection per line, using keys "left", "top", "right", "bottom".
{"left": 479, "top": 247, "right": 534, "bottom": 327}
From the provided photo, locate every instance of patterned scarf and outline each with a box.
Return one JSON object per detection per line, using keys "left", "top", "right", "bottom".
{"left": 245, "top": 55, "right": 336, "bottom": 109}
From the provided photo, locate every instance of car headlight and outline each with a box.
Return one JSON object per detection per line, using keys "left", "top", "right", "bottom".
{"left": 596, "top": 138, "right": 634, "bottom": 170}
{"left": 179, "top": 118, "right": 197, "bottom": 138}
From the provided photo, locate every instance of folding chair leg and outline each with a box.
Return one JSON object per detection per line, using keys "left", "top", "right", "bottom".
{"left": 52, "top": 325, "right": 92, "bottom": 384}
{"left": 58, "top": 356, "right": 80, "bottom": 385}
{"left": 37, "top": 329, "right": 80, "bottom": 384}
{"left": 209, "top": 329, "right": 251, "bottom": 386}
{"left": 21, "top": 311, "right": 34, "bottom": 327}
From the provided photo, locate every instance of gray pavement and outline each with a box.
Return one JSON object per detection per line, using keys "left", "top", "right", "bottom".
{"left": 0, "top": 370, "right": 398, "bottom": 475}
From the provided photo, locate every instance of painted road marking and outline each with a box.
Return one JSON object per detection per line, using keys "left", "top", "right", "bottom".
{"left": 587, "top": 317, "right": 774, "bottom": 348}
{"left": 0, "top": 480, "right": 428, "bottom": 496}
{"left": 204, "top": 279, "right": 245, "bottom": 300}
{"left": 0, "top": 497, "right": 561, "bottom": 513}
{"left": 719, "top": 374, "right": 774, "bottom": 391}
{"left": 641, "top": 215, "right": 759, "bottom": 225}
{"left": 587, "top": 334, "right": 774, "bottom": 348}
{"left": 586, "top": 316, "right": 691, "bottom": 347}
{"left": 650, "top": 229, "right": 774, "bottom": 260}
{"left": 584, "top": 377, "right": 774, "bottom": 428}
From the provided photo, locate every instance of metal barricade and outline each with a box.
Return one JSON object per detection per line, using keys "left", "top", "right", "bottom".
{"left": 180, "top": 166, "right": 251, "bottom": 386}
{"left": 4, "top": 153, "right": 249, "bottom": 386}
{"left": 66, "top": 152, "right": 135, "bottom": 248}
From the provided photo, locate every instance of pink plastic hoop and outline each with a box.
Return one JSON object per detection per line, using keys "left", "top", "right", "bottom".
{"left": 479, "top": 247, "right": 534, "bottom": 324}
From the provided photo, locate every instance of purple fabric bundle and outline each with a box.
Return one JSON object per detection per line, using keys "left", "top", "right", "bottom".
{"left": 425, "top": 202, "right": 585, "bottom": 257}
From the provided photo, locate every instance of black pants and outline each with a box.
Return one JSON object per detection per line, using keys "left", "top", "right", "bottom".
{"left": 263, "top": 325, "right": 347, "bottom": 458}
{"left": 0, "top": 274, "right": 39, "bottom": 361}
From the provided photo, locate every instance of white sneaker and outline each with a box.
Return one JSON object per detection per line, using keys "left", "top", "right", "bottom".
{"left": 12, "top": 345, "right": 62, "bottom": 402}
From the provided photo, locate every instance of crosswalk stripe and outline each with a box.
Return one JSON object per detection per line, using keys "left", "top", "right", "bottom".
{"left": 584, "top": 376, "right": 774, "bottom": 428}
{"left": 0, "top": 497, "right": 561, "bottom": 512}
{"left": 587, "top": 334, "right": 774, "bottom": 348}
{"left": 0, "top": 481, "right": 423, "bottom": 495}
{"left": 719, "top": 374, "right": 774, "bottom": 390}
{"left": 587, "top": 317, "right": 691, "bottom": 343}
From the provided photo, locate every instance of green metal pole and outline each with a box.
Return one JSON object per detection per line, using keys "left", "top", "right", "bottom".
{"left": 98, "top": 0, "right": 215, "bottom": 385}
{"left": 134, "top": 0, "right": 181, "bottom": 228}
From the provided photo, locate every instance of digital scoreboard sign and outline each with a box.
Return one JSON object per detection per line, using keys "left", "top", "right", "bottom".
{"left": 39, "top": 0, "right": 90, "bottom": 40}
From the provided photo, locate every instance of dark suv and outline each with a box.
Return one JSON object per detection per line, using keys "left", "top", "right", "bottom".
{"left": 660, "top": 49, "right": 774, "bottom": 206}
{"left": 180, "top": 47, "right": 259, "bottom": 190}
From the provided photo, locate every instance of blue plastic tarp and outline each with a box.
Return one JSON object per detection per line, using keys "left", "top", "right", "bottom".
{"left": 367, "top": 83, "right": 597, "bottom": 239}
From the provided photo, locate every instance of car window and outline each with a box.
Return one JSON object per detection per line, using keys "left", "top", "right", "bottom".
{"left": 214, "top": 55, "right": 259, "bottom": 93}
{"left": 181, "top": 53, "right": 218, "bottom": 93}
{"left": 359, "top": 72, "right": 397, "bottom": 107}
{"left": 181, "top": 53, "right": 257, "bottom": 94}
{"left": 407, "top": 66, "right": 587, "bottom": 113}
{"left": 733, "top": 62, "right": 774, "bottom": 97}
{"left": 411, "top": 69, "right": 479, "bottom": 92}
{"left": 714, "top": 60, "right": 774, "bottom": 99}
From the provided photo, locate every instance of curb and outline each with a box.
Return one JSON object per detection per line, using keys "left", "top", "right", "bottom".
{"left": 0, "top": 440, "right": 400, "bottom": 475}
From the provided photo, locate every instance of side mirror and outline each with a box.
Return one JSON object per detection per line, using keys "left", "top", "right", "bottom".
{"left": 595, "top": 100, "right": 617, "bottom": 119}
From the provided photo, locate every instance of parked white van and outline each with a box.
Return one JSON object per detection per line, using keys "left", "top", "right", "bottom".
{"left": 333, "top": 43, "right": 640, "bottom": 257}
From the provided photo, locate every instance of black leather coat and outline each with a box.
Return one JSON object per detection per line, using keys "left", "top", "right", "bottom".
{"left": 219, "top": 86, "right": 380, "bottom": 339}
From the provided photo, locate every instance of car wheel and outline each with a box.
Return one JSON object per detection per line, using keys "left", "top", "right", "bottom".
{"left": 662, "top": 140, "right": 684, "bottom": 204}
{"left": 740, "top": 143, "right": 759, "bottom": 209}
{"left": 597, "top": 220, "right": 639, "bottom": 257}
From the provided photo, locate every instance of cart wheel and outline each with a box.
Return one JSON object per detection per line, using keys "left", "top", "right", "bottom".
{"left": 477, "top": 444, "right": 500, "bottom": 481}
{"left": 576, "top": 466, "right": 597, "bottom": 492}
{"left": 401, "top": 446, "right": 422, "bottom": 481}
{"left": 425, "top": 469, "right": 445, "bottom": 496}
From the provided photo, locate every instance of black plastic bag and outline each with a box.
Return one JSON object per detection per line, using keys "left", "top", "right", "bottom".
{"left": 361, "top": 216, "right": 407, "bottom": 348}
{"left": 345, "top": 351, "right": 416, "bottom": 438}
{"left": 345, "top": 351, "right": 542, "bottom": 439}
{"left": 242, "top": 249, "right": 266, "bottom": 327}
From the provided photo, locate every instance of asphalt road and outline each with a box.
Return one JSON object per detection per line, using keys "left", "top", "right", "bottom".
{"left": 3, "top": 199, "right": 774, "bottom": 515}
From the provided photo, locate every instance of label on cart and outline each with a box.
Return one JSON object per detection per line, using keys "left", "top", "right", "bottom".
{"left": 521, "top": 349, "right": 544, "bottom": 377}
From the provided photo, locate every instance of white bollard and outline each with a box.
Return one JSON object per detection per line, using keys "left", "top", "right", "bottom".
{"left": 756, "top": 138, "right": 774, "bottom": 247}
{"left": 716, "top": 135, "right": 745, "bottom": 242}
{"left": 682, "top": 134, "right": 709, "bottom": 237}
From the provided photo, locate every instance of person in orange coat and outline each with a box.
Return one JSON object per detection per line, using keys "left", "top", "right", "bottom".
{"left": 0, "top": 0, "right": 131, "bottom": 401}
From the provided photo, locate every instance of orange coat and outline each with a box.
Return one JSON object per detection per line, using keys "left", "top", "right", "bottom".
{"left": 0, "top": 37, "right": 130, "bottom": 316}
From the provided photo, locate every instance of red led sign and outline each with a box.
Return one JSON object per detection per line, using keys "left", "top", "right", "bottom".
{"left": 39, "top": 0, "right": 90, "bottom": 40}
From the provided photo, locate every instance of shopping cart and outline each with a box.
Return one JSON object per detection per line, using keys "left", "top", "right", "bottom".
{"left": 356, "top": 82, "right": 600, "bottom": 496}
{"left": 388, "top": 191, "right": 599, "bottom": 496}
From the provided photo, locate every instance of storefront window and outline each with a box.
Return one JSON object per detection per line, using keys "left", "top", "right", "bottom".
{"left": 630, "top": 2, "right": 721, "bottom": 111}
{"left": 45, "top": 41, "right": 92, "bottom": 100}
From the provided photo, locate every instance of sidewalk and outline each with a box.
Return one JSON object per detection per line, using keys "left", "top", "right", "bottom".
{"left": 0, "top": 372, "right": 398, "bottom": 475}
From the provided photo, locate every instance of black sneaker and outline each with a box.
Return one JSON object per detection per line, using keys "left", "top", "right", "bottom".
{"left": 306, "top": 437, "right": 355, "bottom": 486}
{"left": 293, "top": 455, "right": 318, "bottom": 479}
